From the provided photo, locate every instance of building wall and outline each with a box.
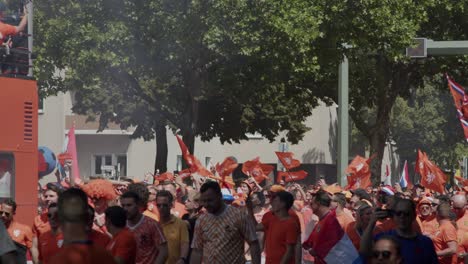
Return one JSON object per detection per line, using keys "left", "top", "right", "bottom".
{"left": 38, "top": 92, "right": 399, "bottom": 184}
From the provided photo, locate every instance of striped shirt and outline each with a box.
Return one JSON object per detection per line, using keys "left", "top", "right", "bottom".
{"left": 192, "top": 205, "right": 257, "bottom": 264}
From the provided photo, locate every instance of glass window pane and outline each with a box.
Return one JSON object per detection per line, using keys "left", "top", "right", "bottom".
{"left": 95, "top": 155, "right": 102, "bottom": 175}
{"left": 117, "top": 155, "right": 127, "bottom": 176}
{"left": 0, "top": 153, "right": 15, "bottom": 199}
{"left": 105, "top": 155, "right": 112, "bottom": 166}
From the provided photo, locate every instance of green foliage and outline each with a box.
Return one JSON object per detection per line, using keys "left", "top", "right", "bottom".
{"left": 34, "top": 0, "right": 327, "bottom": 146}
{"left": 391, "top": 79, "right": 467, "bottom": 169}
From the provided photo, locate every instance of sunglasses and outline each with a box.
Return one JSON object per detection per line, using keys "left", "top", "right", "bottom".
{"left": 394, "top": 211, "right": 411, "bottom": 217}
{"left": 156, "top": 204, "right": 170, "bottom": 208}
{"left": 420, "top": 205, "right": 431, "bottom": 210}
{"left": 0, "top": 211, "right": 11, "bottom": 217}
{"left": 372, "top": 250, "right": 392, "bottom": 259}
{"left": 47, "top": 213, "right": 57, "bottom": 218}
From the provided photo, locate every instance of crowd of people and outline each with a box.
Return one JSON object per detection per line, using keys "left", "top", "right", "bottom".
{"left": 1, "top": 171, "right": 468, "bottom": 264}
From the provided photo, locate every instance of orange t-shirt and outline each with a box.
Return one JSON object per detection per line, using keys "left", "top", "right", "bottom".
{"left": 417, "top": 214, "right": 439, "bottom": 238}
{"left": 6, "top": 221, "right": 33, "bottom": 248}
{"left": 38, "top": 230, "right": 63, "bottom": 264}
{"left": 456, "top": 213, "right": 468, "bottom": 233}
{"left": 457, "top": 231, "right": 468, "bottom": 264}
{"left": 432, "top": 221, "right": 458, "bottom": 264}
{"left": 262, "top": 213, "right": 300, "bottom": 264}
{"left": 345, "top": 221, "right": 383, "bottom": 250}
{"left": 0, "top": 22, "right": 17, "bottom": 43}
{"left": 89, "top": 229, "right": 111, "bottom": 249}
{"left": 49, "top": 244, "right": 117, "bottom": 264}
{"left": 106, "top": 228, "right": 137, "bottom": 264}
{"left": 128, "top": 215, "right": 166, "bottom": 264}
{"left": 456, "top": 213, "right": 468, "bottom": 263}
{"left": 33, "top": 213, "right": 51, "bottom": 238}
{"left": 336, "top": 211, "right": 354, "bottom": 231}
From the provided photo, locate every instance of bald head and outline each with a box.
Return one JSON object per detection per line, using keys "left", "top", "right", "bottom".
{"left": 451, "top": 194, "right": 467, "bottom": 218}
{"left": 452, "top": 194, "right": 467, "bottom": 206}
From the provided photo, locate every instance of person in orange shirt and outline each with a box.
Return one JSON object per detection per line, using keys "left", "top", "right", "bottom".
{"left": 38, "top": 203, "right": 63, "bottom": 264}
{"left": 49, "top": 188, "right": 117, "bottom": 264}
{"left": 0, "top": 199, "right": 33, "bottom": 263}
{"left": 32, "top": 183, "right": 62, "bottom": 264}
{"left": 0, "top": 5, "right": 27, "bottom": 44}
{"left": 331, "top": 192, "right": 354, "bottom": 230}
{"left": 105, "top": 206, "right": 137, "bottom": 264}
{"left": 258, "top": 191, "right": 300, "bottom": 264}
{"left": 1, "top": 199, "right": 33, "bottom": 248}
{"left": 432, "top": 203, "right": 458, "bottom": 264}
{"left": 87, "top": 206, "right": 111, "bottom": 249}
{"left": 451, "top": 194, "right": 468, "bottom": 263}
{"left": 416, "top": 198, "right": 439, "bottom": 238}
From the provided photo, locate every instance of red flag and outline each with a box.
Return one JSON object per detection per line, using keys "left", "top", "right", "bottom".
{"left": 190, "top": 155, "right": 213, "bottom": 177}
{"left": 345, "top": 155, "right": 372, "bottom": 190}
{"left": 176, "top": 134, "right": 194, "bottom": 166}
{"left": 242, "top": 157, "right": 271, "bottom": 184}
{"left": 447, "top": 76, "right": 468, "bottom": 142}
{"left": 65, "top": 126, "right": 81, "bottom": 183}
{"left": 215, "top": 157, "right": 238, "bottom": 177}
{"left": 174, "top": 134, "right": 213, "bottom": 178}
{"left": 416, "top": 149, "right": 447, "bottom": 194}
{"left": 275, "top": 152, "right": 301, "bottom": 170}
{"left": 155, "top": 172, "right": 174, "bottom": 182}
{"left": 277, "top": 170, "right": 308, "bottom": 182}
{"left": 215, "top": 157, "right": 237, "bottom": 188}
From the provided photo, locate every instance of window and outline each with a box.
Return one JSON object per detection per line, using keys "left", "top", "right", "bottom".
{"left": 0, "top": 153, "right": 15, "bottom": 199}
{"left": 38, "top": 98, "right": 44, "bottom": 114}
{"left": 176, "top": 155, "right": 182, "bottom": 171}
{"left": 246, "top": 132, "right": 263, "bottom": 139}
{"left": 205, "top": 157, "right": 212, "bottom": 168}
{"left": 93, "top": 154, "right": 127, "bottom": 178}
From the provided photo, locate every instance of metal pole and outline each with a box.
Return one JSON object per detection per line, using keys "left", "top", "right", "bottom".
{"left": 27, "top": 1, "right": 33, "bottom": 77}
{"left": 337, "top": 56, "right": 349, "bottom": 186}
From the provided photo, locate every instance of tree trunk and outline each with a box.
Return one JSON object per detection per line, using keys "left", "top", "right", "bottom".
{"left": 154, "top": 122, "right": 168, "bottom": 173}
{"left": 368, "top": 123, "right": 389, "bottom": 186}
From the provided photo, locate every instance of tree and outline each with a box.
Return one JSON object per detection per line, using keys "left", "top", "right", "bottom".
{"left": 391, "top": 79, "right": 468, "bottom": 172}
{"left": 312, "top": 0, "right": 468, "bottom": 184}
{"left": 34, "top": 0, "right": 327, "bottom": 173}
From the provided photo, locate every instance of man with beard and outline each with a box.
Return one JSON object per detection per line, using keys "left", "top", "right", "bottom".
{"left": 190, "top": 181, "right": 260, "bottom": 264}
{"left": 121, "top": 191, "right": 168, "bottom": 264}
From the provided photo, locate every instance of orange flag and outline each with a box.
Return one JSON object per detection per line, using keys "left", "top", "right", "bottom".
{"left": 215, "top": 157, "right": 238, "bottom": 188}
{"left": 155, "top": 172, "right": 175, "bottom": 182}
{"left": 277, "top": 170, "right": 308, "bottom": 182}
{"left": 242, "top": 157, "right": 272, "bottom": 184}
{"left": 345, "top": 155, "right": 372, "bottom": 190}
{"left": 416, "top": 150, "right": 447, "bottom": 194}
{"left": 175, "top": 134, "right": 193, "bottom": 167}
{"left": 275, "top": 152, "right": 301, "bottom": 170}
{"left": 216, "top": 157, "right": 238, "bottom": 177}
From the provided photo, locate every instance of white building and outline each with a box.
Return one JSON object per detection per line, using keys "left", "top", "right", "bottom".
{"left": 38, "top": 92, "right": 398, "bottom": 185}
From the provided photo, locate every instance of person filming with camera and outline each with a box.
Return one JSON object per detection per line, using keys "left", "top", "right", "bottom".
{"left": 360, "top": 198, "right": 438, "bottom": 263}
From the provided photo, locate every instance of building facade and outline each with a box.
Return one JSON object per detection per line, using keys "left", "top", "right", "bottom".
{"left": 38, "top": 92, "right": 398, "bottom": 185}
